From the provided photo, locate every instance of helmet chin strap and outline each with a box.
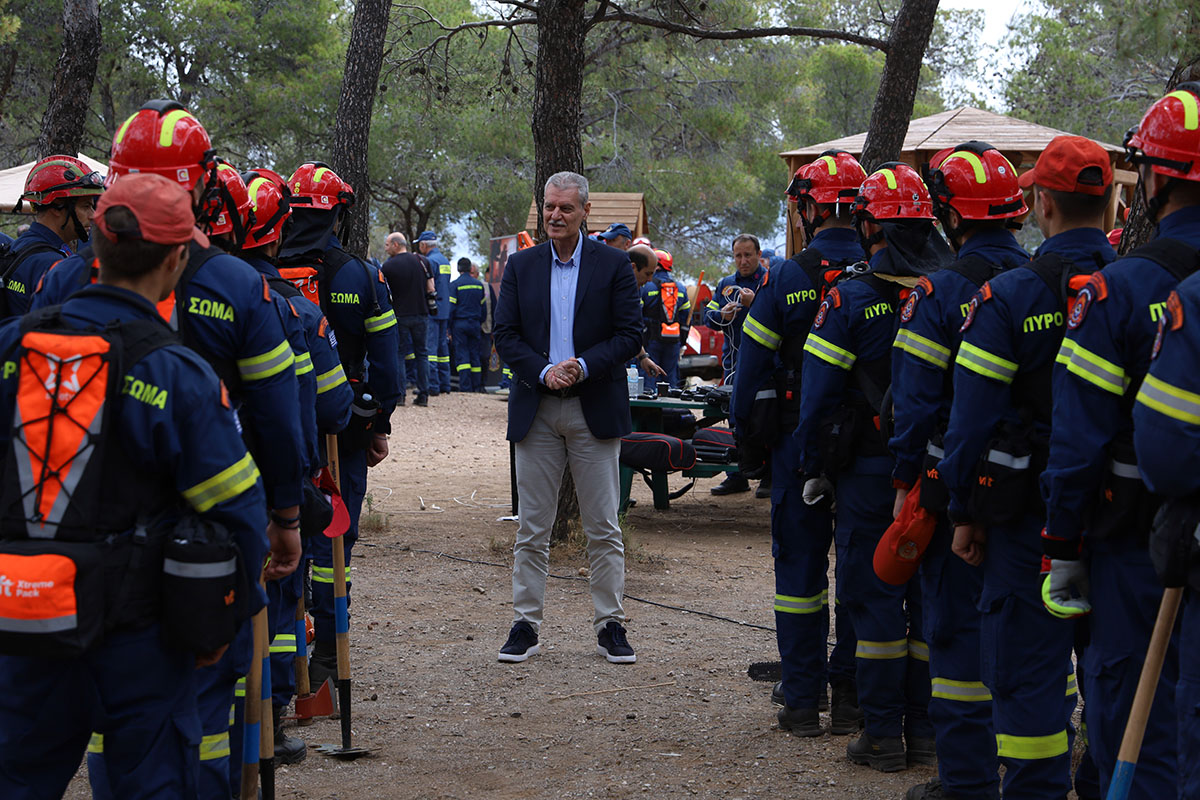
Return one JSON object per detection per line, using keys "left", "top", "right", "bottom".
{"left": 935, "top": 207, "right": 964, "bottom": 252}
{"left": 1144, "top": 176, "right": 1178, "bottom": 223}
{"left": 800, "top": 203, "right": 831, "bottom": 242}
{"left": 854, "top": 217, "right": 884, "bottom": 254}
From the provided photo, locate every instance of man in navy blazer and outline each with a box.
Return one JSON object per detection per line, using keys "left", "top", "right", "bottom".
{"left": 493, "top": 171, "right": 643, "bottom": 664}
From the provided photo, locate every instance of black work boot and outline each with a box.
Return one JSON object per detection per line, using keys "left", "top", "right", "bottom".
{"left": 772, "top": 680, "right": 828, "bottom": 711}
{"left": 830, "top": 679, "right": 864, "bottom": 735}
{"left": 906, "top": 734, "right": 937, "bottom": 767}
{"left": 906, "top": 778, "right": 949, "bottom": 799}
{"left": 777, "top": 705, "right": 822, "bottom": 737}
{"left": 846, "top": 732, "right": 907, "bottom": 773}
{"left": 710, "top": 473, "right": 750, "bottom": 495}
{"left": 272, "top": 705, "right": 306, "bottom": 765}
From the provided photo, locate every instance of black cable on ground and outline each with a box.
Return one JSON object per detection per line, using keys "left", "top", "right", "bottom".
{"left": 399, "top": 546, "right": 777, "bottom": 633}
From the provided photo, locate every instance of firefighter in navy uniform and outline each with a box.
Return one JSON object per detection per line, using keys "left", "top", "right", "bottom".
{"left": 794, "top": 162, "right": 951, "bottom": 773}
{"left": 0, "top": 173, "right": 279, "bottom": 799}
{"left": 733, "top": 150, "right": 865, "bottom": 738}
{"left": 937, "top": 136, "right": 1118, "bottom": 800}
{"left": 418, "top": 230, "right": 452, "bottom": 394}
{"left": 277, "top": 162, "right": 401, "bottom": 692}
{"left": 449, "top": 256, "right": 486, "bottom": 391}
{"left": 641, "top": 249, "right": 690, "bottom": 389}
{"left": 889, "top": 142, "right": 1030, "bottom": 800}
{"left": 1046, "top": 93, "right": 1200, "bottom": 796}
{"left": 3, "top": 156, "right": 103, "bottom": 317}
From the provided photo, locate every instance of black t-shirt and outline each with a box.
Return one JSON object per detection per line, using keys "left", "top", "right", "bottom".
{"left": 381, "top": 252, "right": 434, "bottom": 317}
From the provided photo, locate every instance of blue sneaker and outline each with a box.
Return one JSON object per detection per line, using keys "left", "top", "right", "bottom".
{"left": 498, "top": 621, "right": 540, "bottom": 663}
{"left": 597, "top": 621, "right": 636, "bottom": 663}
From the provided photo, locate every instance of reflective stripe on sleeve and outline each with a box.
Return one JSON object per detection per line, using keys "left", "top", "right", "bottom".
{"left": 1136, "top": 373, "right": 1200, "bottom": 425}
{"left": 270, "top": 633, "right": 297, "bottom": 654}
{"left": 316, "top": 364, "right": 348, "bottom": 395}
{"left": 894, "top": 328, "right": 951, "bottom": 370}
{"left": 855, "top": 638, "right": 908, "bottom": 660}
{"left": 804, "top": 333, "right": 856, "bottom": 370}
{"left": 743, "top": 314, "right": 782, "bottom": 351}
{"left": 1066, "top": 672, "right": 1078, "bottom": 697}
{"left": 931, "top": 677, "right": 992, "bottom": 702}
{"left": 1066, "top": 341, "right": 1129, "bottom": 396}
{"left": 1055, "top": 337, "right": 1077, "bottom": 366}
{"left": 200, "top": 731, "right": 231, "bottom": 761}
{"left": 294, "top": 350, "right": 313, "bottom": 376}
{"left": 995, "top": 731, "right": 1069, "bottom": 760}
{"left": 774, "top": 590, "right": 827, "bottom": 615}
{"left": 365, "top": 309, "right": 397, "bottom": 333}
{"left": 88, "top": 733, "right": 104, "bottom": 754}
{"left": 957, "top": 341, "right": 1017, "bottom": 384}
{"left": 985, "top": 449, "right": 1030, "bottom": 470}
{"left": 237, "top": 340, "right": 294, "bottom": 382}
{"left": 312, "top": 565, "right": 351, "bottom": 584}
{"left": 907, "top": 638, "right": 929, "bottom": 661}
{"left": 182, "top": 452, "right": 260, "bottom": 513}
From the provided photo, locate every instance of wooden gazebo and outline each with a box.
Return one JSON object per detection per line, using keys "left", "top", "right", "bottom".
{"left": 779, "top": 107, "right": 1135, "bottom": 255}
{"left": 525, "top": 191, "right": 648, "bottom": 239}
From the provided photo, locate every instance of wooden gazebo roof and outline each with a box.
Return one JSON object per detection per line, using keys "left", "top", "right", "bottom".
{"left": 525, "top": 191, "right": 647, "bottom": 238}
{"left": 780, "top": 107, "right": 1134, "bottom": 254}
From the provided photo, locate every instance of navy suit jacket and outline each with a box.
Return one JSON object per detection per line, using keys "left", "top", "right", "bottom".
{"left": 494, "top": 236, "right": 642, "bottom": 442}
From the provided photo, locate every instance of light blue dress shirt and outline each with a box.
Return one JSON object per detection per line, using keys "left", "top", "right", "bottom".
{"left": 540, "top": 233, "right": 588, "bottom": 385}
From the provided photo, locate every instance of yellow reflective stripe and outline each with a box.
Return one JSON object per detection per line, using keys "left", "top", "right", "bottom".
{"left": 235, "top": 677, "right": 246, "bottom": 698}
{"left": 313, "top": 167, "right": 332, "bottom": 184}
{"left": 159, "top": 110, "right": 193, "bottom": 148}
{"left": 200, "top": 731, "right": 231, "bottom": 761}
{"left": 943, "top": 150, "right": 987, "bottom": 183}
{"left": 88, "top": 732, "right": 104, "bottom": 754}
{"left": 1066, "top": 341, "right": 1128, "bottom": 396}
{"left": 856, "top": 638, "right": 908, "bottom": 659}
{"left": 228, "top": 703, "right": 235, "bottom": 726}
{"left": 931, "top": 677, "right": 992, "bottom": 702}
{"left": 820, "top": 154, "right": 838, "bottom": 175}
{"left": 365, "top": 309, "right": 397, "bottom": 333}
{"left": 1168, "top": 90, "right": 1200, "bottom": 130}
{"left": 804, "top": 333, "right": 856, "bottom": 370}
{"left": 456, "top": 363, "right": 471, "bottom": 371}
{"left": 182, "top": 452, "right": 260, "bottom": 513}
{"left": 270, "top": 634, "right": 297, "bottom": 654}
{"left": 647, "top": 290, "right": 660, "bottom": 297}
{"left": 439, "top": 263, "right": 452, "bottom": 275}
{"left": 316, "top": 363, "right": 348, "bottom": 395}
{"left": 894, "top": 328, "right": 951, "bottom": 370}
{"left": 908, "top": 638, "right": 929, "bottom": 661}
{"left": 1136, "top": 373, "right": 1200, "bottom": 425}
{"left": 115, "top": 113, "right": 137, "bottom": 145}
{"left": 294, "top": 350, "right": 313, "bottom": 376}
{"left": 247, "top": 177, "right": 269, "bottom": 210}
{"left": 875, "top": 168, "right": 898, "bottom": 190}
{"left": 996, "top": 730, "right": 1069, "bottom": 760}
{"left": 404, "top": 353, "right": 415, "bottom": 360}
{"left": 312, "top": 565, "right": 351, "bottom": 584}
{"left": 957, "top": 340, "right": 1018, "bottom": 383}
{"left": 1080, "top": 721, "right": 1090, "bottom": 748}
{"left": 449, "top": 295, "right": 457, "bottom": 303}
{"left": 774, "top": 589, "right": 828, "bottom": 615}
{"left": 1055, "top": 337, "right": 1076, "bottom": 366}
{"left": 1066, "top": 672, "right": 1078, "bottom": 697}
{"left": 237, "top": 340, "right": 294, "bottom": 382}
{"left": 706, "top": 300, "right": 721, "bottom": 311}
{"left": 743, "top": 314, "right": 782, "bottom": 351}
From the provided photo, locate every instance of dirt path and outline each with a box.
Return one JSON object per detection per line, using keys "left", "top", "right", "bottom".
{"left": 68, "top": 392, "right": 932, "bottom": 799}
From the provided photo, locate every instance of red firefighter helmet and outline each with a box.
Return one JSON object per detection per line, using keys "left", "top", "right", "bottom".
{"left": 653, "top": 249, "right": 673, "bottom": 271}
{"left": 206, "top": 161, "right": 254, "bottom": 247}
{"left": 1124, "top": 83, "right": 1200, "bottom": 183}
{"left": 243, "top": 172, "right": 291, "bottom": 247}
{"left": 288, "top": 162, "right": 355, "bottom": 210}
{"left": 20, "top": 155, "right": 104, "bottom": 209}
{"left": 247, "top": 167, "right": 289, "bottom": 191}
{"left": 853, "top": 163, "right": 936, "bottom": 221}
{"left": 924, "top": 141, "right": 1027, "bottom": 221}
{"left": 786, "top": 150, "right": 867, "bottom": 205}
{"left": 107, "top": 99, "right": 217, "bottom": 190}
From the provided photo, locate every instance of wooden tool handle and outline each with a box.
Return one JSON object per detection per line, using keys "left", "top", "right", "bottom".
{"left": 240, "top": 605, "right": 266, "bottom": 800}
{"left": 1115, "top": 587, "right": 1182, "bottom": 763}
{"left": 294, "top": 596, "right": 310, "bottom": 696}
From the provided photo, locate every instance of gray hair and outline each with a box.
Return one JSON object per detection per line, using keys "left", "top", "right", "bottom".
{"left": 386, "top": 231, "right": 407, "bottom": 251}
{"left": 544, "top": 171, "right": 589, "bottom": 205}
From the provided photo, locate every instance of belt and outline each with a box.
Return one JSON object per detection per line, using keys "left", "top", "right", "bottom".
{"left": 536, "top": 383, "right": 585, "bottom": 399}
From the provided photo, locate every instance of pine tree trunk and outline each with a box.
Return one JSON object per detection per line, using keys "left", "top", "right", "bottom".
{"left": 36, "top": 0, "right": 100, "bottom": 158}
{"left": 858, "top": 0, "right": 940, "bottom": 172}
{"left": 550, "top": 467, "right": 580, "bottom": 544}
{"left": 332, "top": 0, "right": 392, "bottom": 259}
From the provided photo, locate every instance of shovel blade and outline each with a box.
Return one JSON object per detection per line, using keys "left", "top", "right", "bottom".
{"left": 315, "top": 743, "right": 373, "bottom": 760}
{"left": 291, "top": 678, "right": 335, "bottom": 720}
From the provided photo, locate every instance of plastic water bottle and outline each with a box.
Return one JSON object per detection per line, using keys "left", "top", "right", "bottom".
{"left": 627, "top": 367, "right": 638, "bottom": 398}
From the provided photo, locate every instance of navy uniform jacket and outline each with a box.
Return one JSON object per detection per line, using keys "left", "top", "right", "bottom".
{"left": 732, "top": 228, "right": 863, "bottom": 431}
{"left": 1040, "top": 207, "right": 1200, "bottom": 544}
{"left": 244, "top": 255, "right": 352, "bottom": 468}
{"left": 641, "top": 268, "right": 692, "bottom": 341}
{"left": 5, "top": 221, "right": 73, "bottom": 316}
{"left": 704, "top": 265, "right": 767, "bottom": 374}
{"left": 0, "top": 231, "right": 11, "bottom": 247}
{"left": 426, "top": 246, "right": 452, "bottom": 321}
{"left": 30, "top": 248, "right": 90, "bottom": 309}
{"left": 889, "top": 230, "right": 1029, "bottom": 487}
{"left": 449, "top": 274, "right": 486, "bottom": 324}
{"left": 1133, "top": 272, "right": 1200, "bottom": 497}
{"left": 793, "top": 251, "right": 899, "bottom": 477}
{"left": 493, "top": 236, "right": 642, "bottom": 442}
{"left": 0, "top": 285, "right": 270, "bottom": 610}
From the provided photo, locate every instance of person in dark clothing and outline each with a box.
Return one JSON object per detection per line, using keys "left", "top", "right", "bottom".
{"left": 381, "top": 231, "right": 435, "bottom": 406}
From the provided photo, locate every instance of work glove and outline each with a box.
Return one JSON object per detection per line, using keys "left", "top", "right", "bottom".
{"left": 802, "top": 476, "right": 833, "bottom": 506}
{"left": 1041, "top": 556, "right": 1092, "bottom": 619}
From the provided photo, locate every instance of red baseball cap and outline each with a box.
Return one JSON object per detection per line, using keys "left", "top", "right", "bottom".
{"left": 94, "top": 172, "right": 209, "bottom": 248}
{"left": 1018, "top": 135, "right": 1113, "bottom": 196}
{"left": 873, "top": 481, "right": 937, "bottom": 585}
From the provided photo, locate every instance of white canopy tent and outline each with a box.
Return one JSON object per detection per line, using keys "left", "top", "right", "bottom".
{"left": 0, "top": 153, "right": 107, "bottom": 213}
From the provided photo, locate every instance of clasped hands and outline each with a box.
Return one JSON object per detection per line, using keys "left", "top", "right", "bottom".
{"left": 546, "top": 357, "right": 583, "bottom": 390}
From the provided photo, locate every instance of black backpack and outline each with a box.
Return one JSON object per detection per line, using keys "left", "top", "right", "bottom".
{"left": 0, "top": 240, "right": 63, "bottom": 318}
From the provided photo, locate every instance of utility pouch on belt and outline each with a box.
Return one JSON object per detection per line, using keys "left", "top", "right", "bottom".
{"left": 919, "top": 432, "right": 950, "bottom": 513}
{"left": 0, "top": 538, "right": 106, "bottom": 658}
{"left": 819, "top": 405, "right": 860, "bottom": 474}
{"left": 299, "top": 478, "right": 334, "bottom": 538}
{"left": 342, "top": 381, "right": 381, "bottom": 451}
{"left": 1086, "top": 432, "right": 1159, "bottom": 543}
{"left": 159, "top": 516, "right": 247, "bottom": 655}
{"left": 966, "top": 421, "right": 1044, "bottom": 525}
{"left": 1148, "top": 494, "right": 1200, "bottom": 589}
